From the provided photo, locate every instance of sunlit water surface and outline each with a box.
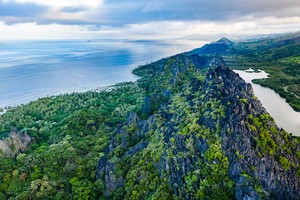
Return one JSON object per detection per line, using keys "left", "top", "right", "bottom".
{"left": 0, "top": 39, "right": 205, "bottom": 108}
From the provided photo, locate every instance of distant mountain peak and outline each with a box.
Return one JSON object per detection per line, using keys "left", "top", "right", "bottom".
{"left": 188, "top": 37, "right": 234, "bottom": 55}
{"left": 214, "top": 37, "right": 234, "bottom": 45}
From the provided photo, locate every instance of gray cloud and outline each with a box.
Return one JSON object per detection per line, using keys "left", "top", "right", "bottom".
{"left": 0, "top": 0, "right": 300, "bottom": 26}
{"left": 0, "top": 0, "right": 47, "bottom": 18}
{"left": 0, "top": 0, "right": 48, "bottom": 25}
{"left": 60, "top": 5, "right": 88, "bottom": 13}
{"left": 99, "top": 0, "right": 300, "bottom": 24}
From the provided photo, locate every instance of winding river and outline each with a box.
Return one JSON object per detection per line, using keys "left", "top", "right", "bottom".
{"left": 234, "top": 69, "right": 300, "bottom": 137}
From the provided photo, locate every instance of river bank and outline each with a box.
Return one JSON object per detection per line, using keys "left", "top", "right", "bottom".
{"left": 235, "top": 68, "right": 300, "bottom": 136}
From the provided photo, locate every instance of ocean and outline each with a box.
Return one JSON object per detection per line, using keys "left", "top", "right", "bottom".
{"left": 0, "top": 39, "right": 204, "bottom": 108}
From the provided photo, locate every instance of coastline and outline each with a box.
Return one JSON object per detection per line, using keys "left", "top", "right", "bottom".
{"left": 0, "top": 39, "right": 203, "bottom": 110}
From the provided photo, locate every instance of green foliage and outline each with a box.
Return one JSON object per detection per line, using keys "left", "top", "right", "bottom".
{"left": 239, "top": 98, "right": 248, "bottom": 104}
{"left": 30, "top": 176, "right": 57, "bottom": 199}
{"left": 0, "top": 192, "right": 5, "bottom": 200}
{"left": 0, "top": 84, "right": 145, "bottom": 199}
{"left": 70, "top": 177, "right": 93, "bottom": 200}
{"left": 235, "top": 150, "right": 244, "bottom": 159}
{"left": 0, "top": 36, "right": 299, "bottom": 200}
{"left": 250, "top": 114, "right": 278, "bottom": 156}
{"left": 278, "top": 156, "right": 291, "bottom": 171}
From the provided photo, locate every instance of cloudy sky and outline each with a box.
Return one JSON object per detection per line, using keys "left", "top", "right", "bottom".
{"left": 0, "top": 0, "right": 300, "bottom": 40}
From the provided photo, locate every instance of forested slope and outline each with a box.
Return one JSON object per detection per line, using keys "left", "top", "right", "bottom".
{"left": 0, "top": 44, "right": 299, "bottom": 199}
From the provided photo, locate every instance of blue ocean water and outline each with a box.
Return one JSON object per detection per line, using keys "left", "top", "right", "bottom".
{"left": 0, "top": 39, "right": 202, "bottom": 108}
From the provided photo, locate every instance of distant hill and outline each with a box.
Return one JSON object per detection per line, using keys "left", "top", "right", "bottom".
{"left": 214, "top": 37, "right": 235, "bottom": 45}
{"left": 189, "top": 37, "right": 234, "bottom": 55}
{"left": 234, "top": 32, "right": 300, "bottom": 56}
{"left": 189, "top": 33, "right": 300, "bottom": 112}
{"left": 226, "top": 32, "right": 300, "bottom": 111}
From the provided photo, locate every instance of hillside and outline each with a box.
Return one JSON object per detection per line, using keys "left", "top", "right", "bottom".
{"left": 188, "top": 32, "right": 300, "bottom": 111}
{"left": 189, "top": 38, "right": 234, "bottom": 55}
{"left": 218, "top": 33, "right": 300, "bottom": 111}
{"left": 0, "top": 41, "right": 300, "bottom": 199}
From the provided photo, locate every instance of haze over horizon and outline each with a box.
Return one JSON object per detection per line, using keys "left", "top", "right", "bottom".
{"left": 0, "top": 0, "right": 299, "bottom": 41}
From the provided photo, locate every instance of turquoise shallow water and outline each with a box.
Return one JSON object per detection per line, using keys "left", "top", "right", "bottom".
{"left": 0, "top": 39, "right": 202, "bottom": 108}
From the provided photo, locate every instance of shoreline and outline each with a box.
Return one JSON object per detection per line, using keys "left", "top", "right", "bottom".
{"left": 235, "top": 68, "right": 300, "bottom": 136}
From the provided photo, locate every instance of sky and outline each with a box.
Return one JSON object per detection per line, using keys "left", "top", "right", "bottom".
{"left": 0, "top": 0, "right": 300, "bottom": 40}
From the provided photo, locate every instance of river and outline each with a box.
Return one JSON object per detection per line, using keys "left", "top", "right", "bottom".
{"left": 234, "top": 69, "right": 300, "bottom": 137}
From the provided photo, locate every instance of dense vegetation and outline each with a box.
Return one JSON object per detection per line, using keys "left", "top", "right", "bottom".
{"left": 0, "top": 33, "right": 300, "bottom": 199}
{"left": 0, "top": 83, "right": 146, "bottom": 199}
{"left": 222, "top": 32, "right": 300, "bottom": 111}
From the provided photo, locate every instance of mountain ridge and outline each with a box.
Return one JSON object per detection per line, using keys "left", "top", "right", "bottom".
{"left": 190, "top": 32, "right": 300, "bottom": 112}
{"left": 214, "top": 37, "right": 235, "bottom": 46}
{"left": 132, "top": 54, "right": 300, "bottom": 199}
{"left": 0, "top": 36, "right": 299, "bottom": 199}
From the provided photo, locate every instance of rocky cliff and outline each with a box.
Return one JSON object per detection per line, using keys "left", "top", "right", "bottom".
{"left": 96, "top": 54, "right": 300, "bottom": 199}
{"left": 0, "top": 37, "right": 299, "bottom": 200}
{"left": 0, "top": 131, "right": 31, "bottom": 157}
{"left": 207, "top": 63, "right": 300, "bottom": 199}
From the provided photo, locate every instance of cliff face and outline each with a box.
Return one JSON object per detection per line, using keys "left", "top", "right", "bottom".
{"left": 96, "top": 54, "right": 300, "bottom": 199}
{"left": 207, "top": 64, "right": 300, "bottom": 199}
{"left": 0, "top": 131, "right": 31, "bottom": 157}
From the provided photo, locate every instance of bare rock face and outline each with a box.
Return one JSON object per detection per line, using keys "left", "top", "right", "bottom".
{"left": 0, "top": 131, "right": 31, "bottom": 157}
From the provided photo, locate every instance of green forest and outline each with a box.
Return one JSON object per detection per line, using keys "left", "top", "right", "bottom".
{"left": 0, "top": 33, "right": 300, "bottom": 199}
{"left": 0, "top": 83, "right": 146, "bottom": 199}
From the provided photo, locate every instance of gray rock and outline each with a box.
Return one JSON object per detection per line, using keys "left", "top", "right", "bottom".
{"left": 142, "top": 96, "right": 151, "bottom": 115}
{"left": 123, "top": 141, "right": 148, "bottom": 157}
{"left": 0, "top": 131, "right": 31, "bottom": 157}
